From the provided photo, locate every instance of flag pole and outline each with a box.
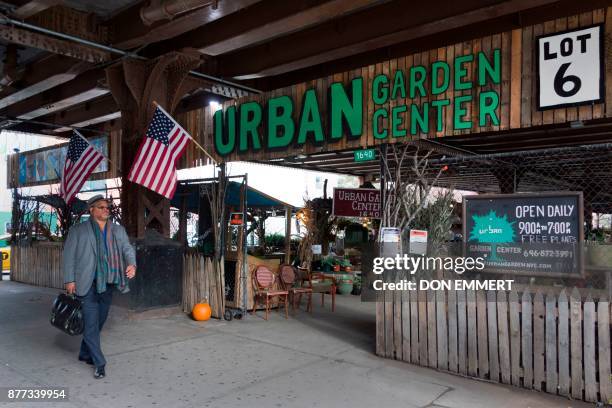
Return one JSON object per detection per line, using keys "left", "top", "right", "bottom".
{"left": 73, "top": 129, "right": 114, "bottom": 167}
{"left": 152, "top": 100, "right": 217, "bottom": 164}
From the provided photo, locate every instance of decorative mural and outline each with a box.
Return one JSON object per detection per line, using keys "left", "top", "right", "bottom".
{"left": 18, "top": 136, "right": 108, "bottom": 185}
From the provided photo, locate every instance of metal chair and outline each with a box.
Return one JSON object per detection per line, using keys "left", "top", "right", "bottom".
{"left": 251, "top": 265, "right": 289, "bottom": 320}
{"left": 279, "top": 264, "right": 312, "bottom": 313}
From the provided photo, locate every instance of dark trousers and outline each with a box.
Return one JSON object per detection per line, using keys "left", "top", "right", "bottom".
{"left": 78, "top": 283, "right": 113, "bottom": 368}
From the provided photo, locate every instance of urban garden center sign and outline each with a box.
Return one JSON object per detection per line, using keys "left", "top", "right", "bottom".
{"left": 213, "top": 49, "right": 501, "bottom": 156}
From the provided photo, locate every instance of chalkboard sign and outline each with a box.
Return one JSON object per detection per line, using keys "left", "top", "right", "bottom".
{"left": 463, "top": 192, "right": 583, "bottom": 277}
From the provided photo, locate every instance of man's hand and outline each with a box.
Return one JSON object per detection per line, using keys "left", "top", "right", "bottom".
{"left": 65, "top": 282, "right": 76, "bottom": 295}
{"left": 125, "top": 265, "right": 136, "bottom": 279}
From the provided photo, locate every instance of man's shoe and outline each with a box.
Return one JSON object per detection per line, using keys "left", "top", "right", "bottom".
{"left": 78, "top": 356, "right": 94, "bottom": 365}
{"left": 94, "top": 366, "right": 105, "bottom": 379}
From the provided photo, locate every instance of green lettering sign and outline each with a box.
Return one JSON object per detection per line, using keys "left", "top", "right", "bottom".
{"left": 410, "top": 103, "right": 429, "bottom": 135}
{"left": 391, "top": 70, "right": 406, "bottom": 100}
{"left": 431, "top": 61, "right": 450, "bottom": 95}
{"left": 454, "top": 95, "right": 473, "bottom": 129}
{"left": 391, "top": 105, "right": 407, "bottom": 138}
{"left": 372, "top": 74, "right": 388, "bottom": 105}
{"left": 239, "top": 101, "right": 262, "bottom": 152}
{"left": 479, "top": 91, "right": 500, "bottom": 126}
{"left": 213, "top": 48, "right": 504, "bottom": 154}
{"left": 297, "top": 89, "right": 324, "bottom": 145}
{"left": 267, "top": 96, "right": 294, "bottom": 149}
{"left": 373, "top": 108, "right": 388, "bottom": 139}
{"left": 454, "top": 54, "right": 473, "bottom": 90}
{"left": 431, "top": 99, "right": 450, "bottom": 132}
{"left": 478, "top": 49, "right": 501, "bottom": 86}
{"left": 409, "top": 66, "right": 427, "bottom": 98}
{"left": 214, "top": 107, "right": 236, "bottom": 157}
{"left": 330, "top": 77, "right": 363, "bottom": 140}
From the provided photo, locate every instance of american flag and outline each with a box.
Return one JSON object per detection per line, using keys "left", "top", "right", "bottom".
{"left": 60, "top": 131, "right": 105, "bottom": 205}
{"left": 127, "top": 106, "right": 191, "bottom": 199}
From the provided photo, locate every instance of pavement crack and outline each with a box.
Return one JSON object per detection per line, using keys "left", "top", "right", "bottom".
{"left": 421, "top": 386, "right": 454, "bottom": 408}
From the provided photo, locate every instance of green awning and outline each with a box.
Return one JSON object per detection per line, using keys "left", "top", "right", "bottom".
{"left": 171, "top": 181, "right": 294, "bottom": 213}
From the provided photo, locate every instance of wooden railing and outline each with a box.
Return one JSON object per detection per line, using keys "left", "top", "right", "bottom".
{"left": 10, "top": 242, "right": 64, "bottom": 289}
{"left": 377, "top": 288, "right": 611, "bottom": 404}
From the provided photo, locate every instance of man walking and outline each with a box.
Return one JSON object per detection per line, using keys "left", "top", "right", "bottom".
{"left": 63, "top": 195, "right": 136, "bottom": 379}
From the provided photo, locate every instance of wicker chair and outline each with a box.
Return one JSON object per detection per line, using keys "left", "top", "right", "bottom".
{"left": 251, "top": 265, "right": 289, "bottom": 320}
{"left": 279, "top": 264, "right": 312, "bottom": 313}
{"left": 298, "top": 266, "right": 336, "bottom": 312}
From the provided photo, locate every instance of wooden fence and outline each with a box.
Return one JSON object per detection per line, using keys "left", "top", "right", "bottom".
{"left": 10, "top": 243, "right": 64, "bottom": 289}
{"left": 182, "top": 254, "right": 225, "bottom": 319}
{"left": 377, "top": 288, "right": 611, "bottom": 404}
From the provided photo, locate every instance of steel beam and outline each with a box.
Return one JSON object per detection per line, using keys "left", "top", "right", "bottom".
{"left": 218, "top": 0, "right": 560, "bottom": 78}
{"left": 0, "top": 56, "right": 90, "bottom": 109}
{"left": 193, "top": 0, "right": 384, "bottom": 56}
{"left": 0, "top": 24, "right": 110, "bottom": 63}
{"left": 111, "top": 0, "right": 262, "bottom": 50}
{"left": 0, "top": 68, "right": 105, "bottom": 119}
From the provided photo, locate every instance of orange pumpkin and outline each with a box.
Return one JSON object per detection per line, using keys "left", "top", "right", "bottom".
{"left": 192, "top": 302, "right": 212, "bottom": 321}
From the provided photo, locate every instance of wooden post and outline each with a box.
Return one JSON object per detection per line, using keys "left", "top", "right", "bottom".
{"left": 178, "top": 195, "right": 187, "bottom": 246}
{"left": 284, "top": 206, "right": 291, "bottom": 264}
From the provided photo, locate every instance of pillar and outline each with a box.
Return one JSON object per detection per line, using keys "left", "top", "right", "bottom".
{"left": 105, "top": 51, "right": 203, "bottom": 237}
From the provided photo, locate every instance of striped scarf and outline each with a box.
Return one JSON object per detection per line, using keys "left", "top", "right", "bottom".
{"left": 91, "top": 218, "right": 128, "bottom": 294}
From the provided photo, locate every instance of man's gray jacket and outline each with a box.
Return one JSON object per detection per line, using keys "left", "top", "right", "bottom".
{"left": 63, "top": 221, "right": 136, "bottom": 296}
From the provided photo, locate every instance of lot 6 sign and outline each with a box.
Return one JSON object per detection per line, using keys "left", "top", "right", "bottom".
{"left": 537, "top": 25, "right": 604, "bottom": 109}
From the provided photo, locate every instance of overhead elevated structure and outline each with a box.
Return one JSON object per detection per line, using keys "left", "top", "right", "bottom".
{"left": 0, "top": 0, "right": 609, "bottom": 237}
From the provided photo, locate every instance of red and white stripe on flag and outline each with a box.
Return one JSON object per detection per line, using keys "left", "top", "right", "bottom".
{"left": 127, "top": 106, "right": 190, "bottom": 199}
{"left": 60, "top": 132, "right": 104, "bottom": 205}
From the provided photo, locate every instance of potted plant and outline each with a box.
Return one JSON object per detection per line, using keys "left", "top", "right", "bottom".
{"left": 321, "top": 256, "right": 335, "bottom": 272}
{"left": 336, "top": 274, "right": 353, "bottom": 295}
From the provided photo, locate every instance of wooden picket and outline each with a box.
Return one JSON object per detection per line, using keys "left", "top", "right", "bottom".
{"left": 447, "top": 288, "right": 458, "bottom": 373}
{"left": 476, "top": 290, "right": 488, "bottom": 379}
{"left": 521, "top": 290, "right": 533, "bottom": 389}
{"left": 545, "top": 291, "right": 557, "bottom": 394}
{"left": 487, "top": 290, "right": 500, "bottom": 382}
{"left": 10, "top": 243, "right": 64, "bottom": 289}
{"left": 456, "top": 289, "right": 467, "bottom": 375}
{"left": 401, "top": 289, "right": 411, "bottom": 362}
{"left": 557, "top": 290, "right": 570, "bottom": 397}
{"left": 466, "top": 289, "right": 478, "bottom": 377}
{"left": 508, "top": 290, "right": 521, "bottom": 386}
{"left": 436, "top": 290, "right": 448, "bottom": 370}
{"left": 410, "top": 288, "right": 419, "bottom": 364}
{"left": 583, "top": 295, "right": 597, "bottom": 402}
{"left": 376, "top": 287, "right": 611, "bottom": 404}
{"left": 597, "top": 298, "right": 611, "bottom": 404}
{"left": 533, "top": 291, "right": 545, "bottom": 391}
{"left": 427, "top": 290, "right": 437, "bottom": 368}
{"left": 182, "top": 254, "right": 225, "bottom": 319}
{"left": 570, "top": 288, "right": 583, "bottom": 399}
{"left": 497, "top": 290, "right": 510, "bottom": 384}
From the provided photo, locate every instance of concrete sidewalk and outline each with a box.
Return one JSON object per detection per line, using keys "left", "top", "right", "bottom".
{"left": 0, "top": 281, "right": 593, "bottom": 408}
